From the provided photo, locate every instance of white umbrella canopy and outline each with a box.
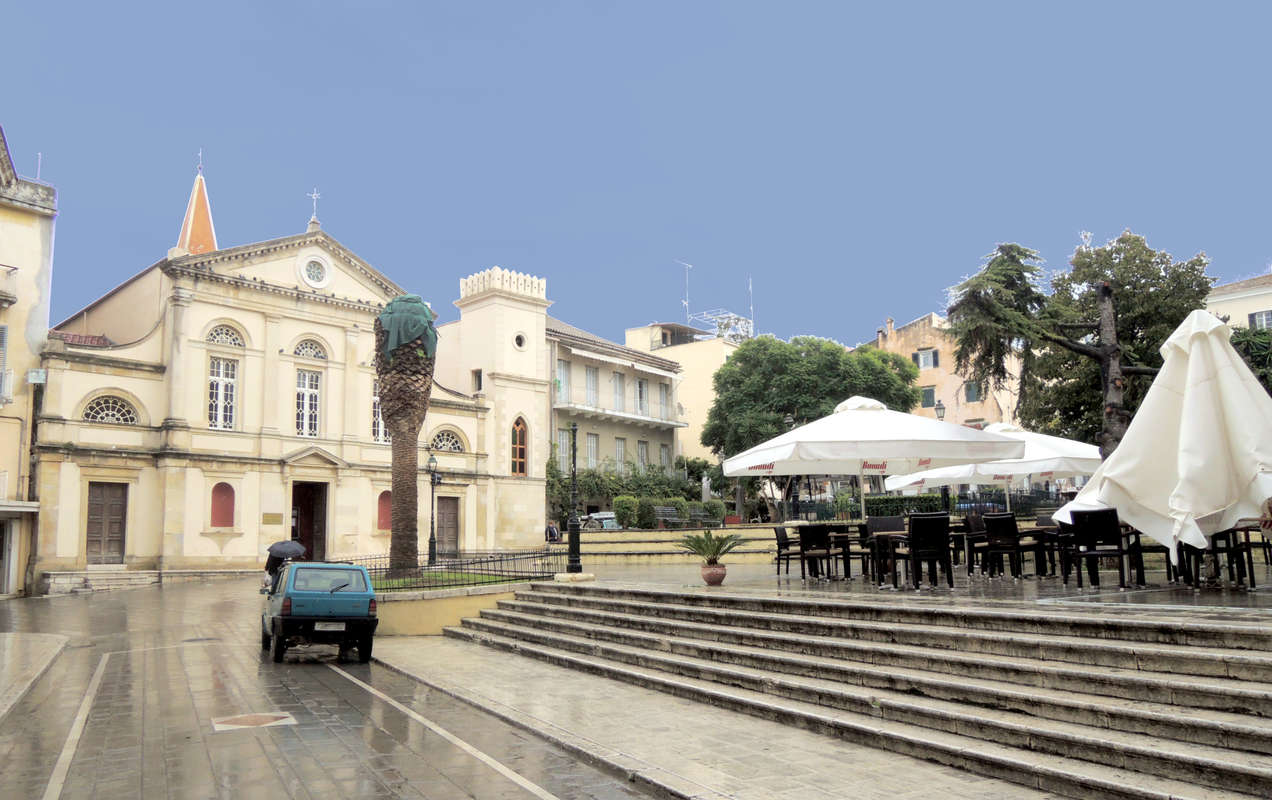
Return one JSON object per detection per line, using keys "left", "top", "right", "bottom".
{"left": 723, "top": 397, "right": 1025, "bottom": 478}
{"left": 1055, "top": 310, "right": 1272, "bottom": 558}
{"left": 885, "top": 423, "right": 1102, "bottom": 492}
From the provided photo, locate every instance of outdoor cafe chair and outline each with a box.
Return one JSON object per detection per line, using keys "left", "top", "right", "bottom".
{"left": 963, "top": 512, "right": 987, "bottom": 576}
{"left": 1066, "top": 508, "right": 1139, "bottom": 589}
{"left": 866, "top": 515, "right": 907, "bottom": 587}
{"left": 982, "top": 512, "right": 1028, "bottom": 579}
{"left": 773, "top": 527, "right": 800, "bottom": 577}
{"left": 1177, "top": 526, "right": 1255, "bottom": 590}
{"left": 798, "top": 526, "right": 843, "bottom": 580}
{"left": 840, "top": 523, "right": 874, "bottom": 580}
{"left": 896, "top": 511, "right": 954, "bottom": 589}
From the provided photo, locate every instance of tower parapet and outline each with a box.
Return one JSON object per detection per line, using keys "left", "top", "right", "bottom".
{"left": 459, "top": 266, "right": 546, "bottom": 302}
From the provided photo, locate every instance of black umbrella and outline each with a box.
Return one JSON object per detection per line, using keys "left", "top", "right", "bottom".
{"left": 267, "top": 540, "right": 307, "bottom": 559}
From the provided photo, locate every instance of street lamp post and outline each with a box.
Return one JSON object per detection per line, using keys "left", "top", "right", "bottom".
{"left": 426, "top": 452, "right": 441, "bottom": 566}
{"left": 567, "top": 422, "right": 582, "bottom": 573}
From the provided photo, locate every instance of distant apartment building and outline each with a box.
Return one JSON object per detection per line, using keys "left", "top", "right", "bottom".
{"left": 872, "top": 314, "right": 1017, "bottom": 428}
{"left": 547, "top": 319, "right": 685, "bottom": 478}
{"left": 624, "top": 322, "right": 738, "bottom": 463}
{"left": 1207, "top": 274, "right": 1272, "bottom": 330}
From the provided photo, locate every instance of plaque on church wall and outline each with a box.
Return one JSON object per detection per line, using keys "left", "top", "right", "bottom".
{"left": 261, "top": 513, "right": 284, "bottom": 525}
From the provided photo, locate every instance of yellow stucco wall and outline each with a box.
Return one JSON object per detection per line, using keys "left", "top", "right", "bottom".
{"left": 375, "top": 584, "right": 524, "bottom": 635}
{"left": 1207, "top": 284, "right": 1272, "bottom": 328}
{"left": 872, "top": 313, "right": 1018, "bottom": 427}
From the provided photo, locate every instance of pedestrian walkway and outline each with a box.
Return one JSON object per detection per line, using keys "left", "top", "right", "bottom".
{"left": 374, "top": 637, "right": 1062, "bottom": 800}
{"left": 0, "top": 632, "right": 67, "bottom": 723}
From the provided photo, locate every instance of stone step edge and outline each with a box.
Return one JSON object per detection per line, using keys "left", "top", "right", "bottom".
{"left": 520, "top": 590, "right": 1272, "bottom": 671}
{"left": 500, "top": 598, "right": 1272, "bottom": 703}
{"left": 482, "top": 606, "right": 1272, "bottom": 752}
{"left": 369, "top": 655, "right": 737, "bottom": 800}
{"left": 463, "top": 615, "right": 1272, "bottom": 793}
{"left": 531, "top": 582, "right": 1272, "bottom": 647}
{"left": 445, "top": 625, "right": 1263, "bottom": 800}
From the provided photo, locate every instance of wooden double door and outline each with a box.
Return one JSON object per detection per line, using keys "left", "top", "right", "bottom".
{"left": 437, "top": 496, "right": 459, "bottom": 555}
{"left": 87, "top": 482, "right": 127, "bottom": 564}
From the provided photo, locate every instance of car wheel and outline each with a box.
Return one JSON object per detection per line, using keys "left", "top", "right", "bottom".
{"left": 261, "top": 627, "right": 271, "bottom": 650}
{"left": 271, "top": 632, "right": 287, "bottom": 663}
{"left": 357, "top": 635, "right": 373, "bottom": 663}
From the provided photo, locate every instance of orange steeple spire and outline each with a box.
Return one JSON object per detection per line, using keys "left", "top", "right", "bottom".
{"left": 175, "top": 164, "right": 218, "bottom": 255}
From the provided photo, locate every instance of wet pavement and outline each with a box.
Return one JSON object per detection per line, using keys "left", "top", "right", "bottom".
{"left": 0, "top": 580, "right": 648, "bottom": 800}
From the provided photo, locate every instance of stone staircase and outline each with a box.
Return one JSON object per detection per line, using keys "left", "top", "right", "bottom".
{"left": 446, "top": 582, "right": 1272, "bottom": 800}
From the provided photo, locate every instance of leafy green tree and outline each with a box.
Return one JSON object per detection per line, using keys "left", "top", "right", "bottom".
{"left": 948, "top": 233, "right": 1211, "bottom": 456}
{"left": 701, "top": 336, "right": 920, "bottom": 459}
{"left": 1232, "top": 326, "right": 1272, "bottom": 395}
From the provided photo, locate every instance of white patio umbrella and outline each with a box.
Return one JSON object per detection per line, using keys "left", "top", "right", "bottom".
{"left": 1055, "top": 310, "right": 1272, "bottom": 561}
{"left": 722, "top": 396, "right": 1025, "bottom": 517}
{"left": 884, "top": 423, "right": 1102, "bottom": 510}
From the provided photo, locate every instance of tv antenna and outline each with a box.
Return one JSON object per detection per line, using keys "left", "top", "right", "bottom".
{"left": 675, "top": 260, "right": 693, "bottom": 324}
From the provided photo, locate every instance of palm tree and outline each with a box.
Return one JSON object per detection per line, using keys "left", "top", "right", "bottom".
{"left": 374, "top": 295, "right": 438, "bottom": 573}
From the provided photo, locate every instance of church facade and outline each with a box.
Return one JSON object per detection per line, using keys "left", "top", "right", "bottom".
{"left": 31, "top": 172, "right": 567, "bottom": 587}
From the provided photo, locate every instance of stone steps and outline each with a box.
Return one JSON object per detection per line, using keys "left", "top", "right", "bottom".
{"left": 480, "top": 605, "right": 1272, "bottom": 753}
{"left": 446, "top": 625, "right": 1265, "bottom": 800}
{"left": 449, "top": 582, "right": 1272, "bottom": 800}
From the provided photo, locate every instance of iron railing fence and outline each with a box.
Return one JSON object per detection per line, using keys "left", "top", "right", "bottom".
{"left": 350, "top": 549, "right": 566, "bottom": 591}
{"left": 780, "top": 489, "right": 1069, "bottom": 522}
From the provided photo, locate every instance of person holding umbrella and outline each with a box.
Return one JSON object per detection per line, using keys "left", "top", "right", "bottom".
{"left": 264, "top": 540, "right": 306, "bottom": 592}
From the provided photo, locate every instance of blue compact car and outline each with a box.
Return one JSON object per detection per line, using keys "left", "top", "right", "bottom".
{"left": 261, "top": 562, "right": 378, "bottom": 663}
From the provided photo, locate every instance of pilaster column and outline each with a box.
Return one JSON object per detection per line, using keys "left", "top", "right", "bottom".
{"left": 261, "top": 315, "right": 281, "bottom": 435}
{"left": 343, "top": 326, "right": 360, "bottom": 442}
{"left": 164, "top": 288, "right": 194, "bottom": 428}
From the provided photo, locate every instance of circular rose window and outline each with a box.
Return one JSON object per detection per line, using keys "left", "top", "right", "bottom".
{"left": 305, "top": 260, "right": 326, "bottom": 284}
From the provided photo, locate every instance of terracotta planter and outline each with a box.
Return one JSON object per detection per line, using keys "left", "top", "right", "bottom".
{"left": 700, "top": 563, "right": 727, "bottom": 586}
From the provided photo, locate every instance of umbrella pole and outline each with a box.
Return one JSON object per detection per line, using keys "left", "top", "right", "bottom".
{"left": 859, "top": 467, "right": 868, "bottom": 522}
{"left": 1004, "top": 482, "right": 1012, "bottom": 513}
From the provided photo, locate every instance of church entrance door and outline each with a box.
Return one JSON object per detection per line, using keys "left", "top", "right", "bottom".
{"left": 437, "top": 496, "right": 459, "bottom": 556}
{"left": 86, "top": 482, "right": 127, "bottom": 565}
{"left": 291, "top": 482, "right": 327, "bottom": 562}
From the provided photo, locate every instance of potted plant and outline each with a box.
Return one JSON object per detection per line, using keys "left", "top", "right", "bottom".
{"left": 677, "top": 530, "right": 745, "bottom": 586}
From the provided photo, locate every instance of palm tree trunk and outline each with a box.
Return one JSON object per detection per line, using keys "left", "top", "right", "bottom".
{"left": 388, "top": 416, "right": 421, "bottom": 573}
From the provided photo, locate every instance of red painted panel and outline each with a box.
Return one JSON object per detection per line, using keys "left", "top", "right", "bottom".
{"left": 377, "top": 491, "right": 392, "bottom": 531}
{"left": 211, "top": 482, "right": 235, "bottom": 528}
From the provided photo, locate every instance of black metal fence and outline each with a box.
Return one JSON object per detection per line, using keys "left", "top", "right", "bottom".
{"left": 350, "top": 549, "right": 566, "bottom": 592}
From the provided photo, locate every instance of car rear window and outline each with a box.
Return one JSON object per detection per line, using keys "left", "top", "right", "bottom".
{"left": 292, "top": 568, "right": 367, "bottom": 592}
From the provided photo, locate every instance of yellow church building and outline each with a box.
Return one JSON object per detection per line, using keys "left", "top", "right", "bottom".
{"left": 30, "top": 170, "right": 578, "bottom": 593}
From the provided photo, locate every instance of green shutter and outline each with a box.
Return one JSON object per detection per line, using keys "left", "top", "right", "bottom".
{"left": 932, "top": 350, "right": 939, "bottom": 367}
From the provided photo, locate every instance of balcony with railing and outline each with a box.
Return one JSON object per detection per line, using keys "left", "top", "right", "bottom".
{"left": 552, "top": 383, "right": 686, "bottom": 429}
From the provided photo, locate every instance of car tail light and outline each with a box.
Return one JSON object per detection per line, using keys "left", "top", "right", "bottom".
{"left": 367, "top": 598, "right": 377, "bottom": 617}
{"left": 281, "top": 597, "right": 292, "bottom": 616}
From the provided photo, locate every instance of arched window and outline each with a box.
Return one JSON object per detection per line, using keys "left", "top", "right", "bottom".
{"left": 83, "top": 396, "right": 139, "bottom": 425}
{"left": 211, "top": 482, "right": 235, "bottom": 527}
{"left": 511, "top": 417, "right": 528, "bottom": 476}
{"left": 430, "top": 430, "right": 464, "bottom": 452}
{"left": 377, "top": 491, "right": 392, "bottom": 531}
{"left": 294, "top": 339, "right": 327, "bottom": 359}
{"left": 206, "top": 325, "right": 245, "bottom": 347}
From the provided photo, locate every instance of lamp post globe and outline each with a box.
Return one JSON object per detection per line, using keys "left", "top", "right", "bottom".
{"left": 934, "top": 400, "right": 946, "bottom": 421}
{"left": 426, "top": 452, "right": 440, "bottom": 566}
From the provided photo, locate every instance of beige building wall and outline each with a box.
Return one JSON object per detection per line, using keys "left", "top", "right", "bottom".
{"left": 872, "top": 313, "right": 1018, "bottom": 428}
{"left": 0, "top": 126, "right": 56, "bottom": 596}
{"left": 1207, "top": 275, "right": 1272, "bottom": 329}
{"left": 624, "top": 323, "right": 738, "bottom": 461}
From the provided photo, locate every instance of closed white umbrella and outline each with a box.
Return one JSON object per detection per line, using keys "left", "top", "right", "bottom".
{"left": 885, "top": 423, "right": 1103, "bottom": 510}
{"left": 723, "top": 396, "right": 1025, "bottom": 517}
{"left": 1055, "top": 310, "right": 1272, "bottom": 560}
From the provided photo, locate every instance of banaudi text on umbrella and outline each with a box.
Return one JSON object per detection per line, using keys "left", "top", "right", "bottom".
{"left": 722, "top": 396, "right": 1025, "bottom": 517}
{"left": 1055, "top": 310, "right": 1272, "bottom": 560}
{"left": 884, "top": 423, "right": 1102, "bottom": 510}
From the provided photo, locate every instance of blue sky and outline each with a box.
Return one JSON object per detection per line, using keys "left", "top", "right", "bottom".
{"left": 5, "top": 1, "right": 1269, "bottom": 345}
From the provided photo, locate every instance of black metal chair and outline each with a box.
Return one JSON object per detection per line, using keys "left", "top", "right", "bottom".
{"left": 832, "top": 523, "right": 872, "bottom": 580}
{"left": 896, "top": 512, "right": 953, "bottom": 589}
{"left": 982, "top": 512, "right": 1027, "bottom": 579}
{"left": 773, "top": 527, "right": 800, "bottom": 577}
{"left": 1067, "top": 508, "right": 1138, "bottom": 589}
